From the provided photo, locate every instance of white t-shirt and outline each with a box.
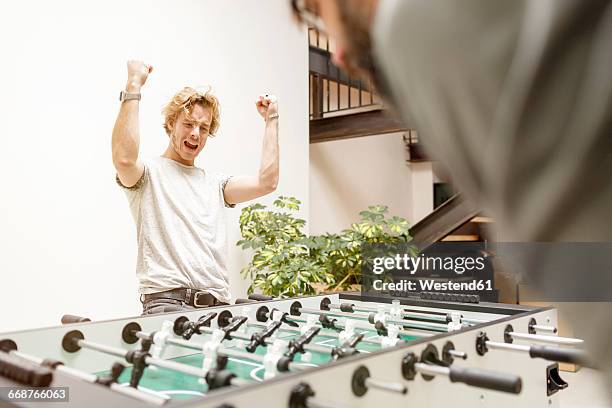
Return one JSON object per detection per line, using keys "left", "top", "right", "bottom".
{"left": 117, "top": 156, "right": 233, "bottom": 303}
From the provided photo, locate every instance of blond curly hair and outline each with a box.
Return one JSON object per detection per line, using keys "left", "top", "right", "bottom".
{"left": 162, "top": 87, "right": 221, "bottom": 136}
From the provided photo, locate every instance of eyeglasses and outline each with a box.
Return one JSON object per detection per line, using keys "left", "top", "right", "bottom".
{"left": 291, "top": 0, "right": 327, "bottom": 34}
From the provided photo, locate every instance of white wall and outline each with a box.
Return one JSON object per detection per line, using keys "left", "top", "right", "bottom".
{"left": 409, "top": 161, "right": 434, "bottom": 223}
{"left": 310, "top": 132, "right": 427, "bottom": 235}
{"left": 0, "top": 1, "right": 308, "bottom": 332}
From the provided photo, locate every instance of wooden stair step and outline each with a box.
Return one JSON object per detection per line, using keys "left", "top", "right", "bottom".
{"left": 471, "top": 216, "right": 493, "bottom": 223}
{"left": 441, "top": 234, "right": 480, "bottom": 242}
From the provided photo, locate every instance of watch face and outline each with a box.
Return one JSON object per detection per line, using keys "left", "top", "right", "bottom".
{"left": 119, "top": 91, "right": 126, "bottom": 101}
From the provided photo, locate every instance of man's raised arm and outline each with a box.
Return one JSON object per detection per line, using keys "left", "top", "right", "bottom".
{"left": 223, "top": 95, "right": 279, "bottom": 204}
{"left": 112, "top": 60, "right": 151, "bottom": 187}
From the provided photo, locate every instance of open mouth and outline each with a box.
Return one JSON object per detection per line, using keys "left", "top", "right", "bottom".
{"left": 184, "top": 141, "right": 199, "bottom": 151}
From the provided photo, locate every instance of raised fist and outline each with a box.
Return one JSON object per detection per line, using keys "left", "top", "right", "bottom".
{"left": 256, "top": 94, "right": 278, "bottom": 121}
{"left": 126, "top": 60, "right": 153, "bottom": 91}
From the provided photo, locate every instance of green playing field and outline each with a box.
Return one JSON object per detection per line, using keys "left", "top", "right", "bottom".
{"left": 95, "top": 326, "right": 421, "bottom": 400}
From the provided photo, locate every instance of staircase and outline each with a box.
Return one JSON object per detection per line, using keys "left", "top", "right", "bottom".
{"left": 308, "top": 28, "right": 491, "bottom": 249}
{"left": 308, "top": 29, "right": 411, "bottom": 143}
{"left": 408, "top": 194, "right": 493, "bottom": 249}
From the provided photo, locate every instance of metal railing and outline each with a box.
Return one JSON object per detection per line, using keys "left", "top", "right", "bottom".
{"left": 403, "top": 130, "right": 429, "bottom": 162}
{"left": 403, "top": 129, "right": 419, "bottom": 146}
{"left": 309, "top": 28, "right": 381, "bottom": 119}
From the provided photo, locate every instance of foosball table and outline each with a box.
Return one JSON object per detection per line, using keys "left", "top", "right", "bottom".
{"left": 0, "top": 293, "right": 587, "bottom": 407}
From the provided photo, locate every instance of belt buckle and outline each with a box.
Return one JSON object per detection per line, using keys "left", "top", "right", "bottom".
{"left": 193, "top": 291, "right": 211, "bottom": 308}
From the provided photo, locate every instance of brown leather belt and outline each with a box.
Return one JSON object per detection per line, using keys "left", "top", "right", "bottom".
{"left": 143, "top": 288, "right": 223, "bottom": 307}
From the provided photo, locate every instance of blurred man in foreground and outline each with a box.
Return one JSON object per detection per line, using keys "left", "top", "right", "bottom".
{"left": 291, "top": 0, "right": 612, "bottom": 400}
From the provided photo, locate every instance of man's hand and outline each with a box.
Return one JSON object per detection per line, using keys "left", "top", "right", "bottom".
{"left": 112, "top": 60, "right": 150, "bottom": 188}
{"left": 256, "top": 94, "right": 278, "bottom": 121}
{"left": 223, "top": 94, "right": 280, "bottom": 205}
{"left": 126, "top": 60, "right": 153, "bottom": 93}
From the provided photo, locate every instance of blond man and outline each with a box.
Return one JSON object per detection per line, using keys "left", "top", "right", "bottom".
{"left": 112, "top": 60, "right": 279, "bottom": 314}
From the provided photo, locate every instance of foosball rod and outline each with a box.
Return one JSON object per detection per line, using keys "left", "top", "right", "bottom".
{"left": 62, "top": 333, "right": 251, "bottom": 387}
{"left": 249, "top": 311, "right": 385, "bottom": 345}
{"left": 9, "top": 349, "right": 168, "bottom": 405}
{"left": 477, "top": 332, "right": 591, "bottom": 366}
{"left": 505, "top": 331, "right": 583, "bottom": 346}
{"left": 236, "top": 329, "right": 334, "bottom": 356}
{"left": 236, "top": 322, "right": 361, "bottom": 355}
{"left": 530, "top": 324, "right": 557, "bottom": 334}
{"left": 272, "top": 315, "right": 383, "bottom": 344}
{"left": 293, "top": 305, "right": 450, "bottom": 332}
{"left": 280, "top": 303, "right": 436, "bottom": 338}
{"left": 324, "top": 301, "right": 487, "bottom": 325}
{"left": 483, "top": 341, "right": 589, "bottom": 364}
{"left": 135, "top": 330, "right": 264, "bottom": 363}
{"left": 171, "top": 312, "right": 332, "bottom": 357}
{"left": 290, "top": 312, "right": 435, "bottom": 339}
{"left": 350, "top": 365, "right": 408, "bottom": 396}
{"left": 413, "top": 363, "right": 522, "bottom": 394}
{"left": 175, "top": 317, "right": 333, "bottom": 355}
{"left": 400, "top": 352, "right": 522, "bottom": 394}
{"left": 132, "top": 329, "right": 314, "bottom": 372}
{"left": 249, "top": 317, "right": 421, "bottom": 345}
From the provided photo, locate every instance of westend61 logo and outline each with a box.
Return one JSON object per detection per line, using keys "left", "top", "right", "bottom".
{"left": 371, "top": 253, "right": 486, "bottom": 276}
{"left": 362, "top": 243, "right": 494, "bottom": 296}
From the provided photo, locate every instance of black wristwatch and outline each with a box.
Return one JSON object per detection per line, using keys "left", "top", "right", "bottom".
{"left": 119, "top": 90, "right": 141, "bottom": 102}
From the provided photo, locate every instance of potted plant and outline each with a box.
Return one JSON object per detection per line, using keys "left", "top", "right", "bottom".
{"left": 237, "top": 196, "right": 416, "bottom": 297}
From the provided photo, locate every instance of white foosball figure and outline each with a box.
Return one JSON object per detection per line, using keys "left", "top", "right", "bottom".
{"left": 148, "top": 320, "right": 175, "bottom": 370}
{"left": 234, "top": 306, "right": 252, "bottom": 348}
{"left": 389, "top": 299, "right": 403, "bottom": 319}
{"left": 338, "top": 319, "right": 357, "bottom": 345}
{"left": 380, "top": 323, "right": 400, "bottom": 348}
{"left": 263, "top": 338, "right": 288, "bottom": 380}
{"left": 374, "top": 305, "right": 388, "bottom": 325}
{"left": 201, "top": 329, "right": 226, "bottom": 375}
{"left": 300, "top": 314, "right": 318, "bottom": 335}
{"left": 447, "top": 312, "right": 463, "bottom": 332}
